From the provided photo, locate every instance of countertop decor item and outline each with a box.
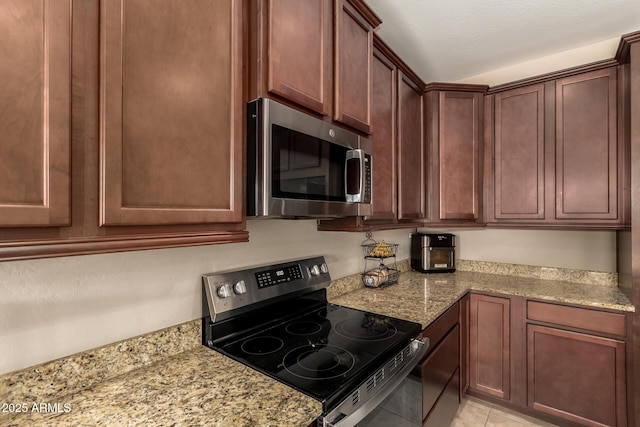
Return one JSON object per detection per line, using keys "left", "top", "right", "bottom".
{"left": 361, "top": 232, "right": 400, "bottom": 288}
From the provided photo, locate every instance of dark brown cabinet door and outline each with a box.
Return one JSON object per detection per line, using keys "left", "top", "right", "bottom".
{"left": 555, "top": 68, "right": 618, "bottom": 221}
{"left": 265, "top": 0, "right": 328, "bottom": 114}
{"left": 334, "top": 0, "right": 372, "bottom": 133}
{"left": 426, "top": 89, "right": 484, "bottom": 224}
{"left": 527, "top": 325, "right": 626, "bottom": 426}
{"left": 397, "top": 72, "right": 425, "bottom": 220}
{"left": 0, "top": 0, "right": 71, "bottom": 226}
{"left": 469, "top": 294, "right": 510, "bottom": 400}
{"left": 100, "top": 0, "right": 243, "bottom": 225}
{"left": 489, "top": 84, "right": 545, "bottom": 221}
{"left": 438, "top": 91, "right": 482, "bottom": 220}
{"left": 487, "top": 66, "right": 627, "bottom": 228}
{"left": 369, "top": 45, "right": 396, "bottom": 220}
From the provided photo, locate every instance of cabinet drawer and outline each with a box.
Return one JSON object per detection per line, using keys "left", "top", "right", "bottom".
{"left": 527, "top": 301, "right": 626, "bottom": 337}
{"left": 421, "top": 324, "right": 460, "bottom": 420}
{"left": 422, "top": 302, "right": 459, "bottom": 350}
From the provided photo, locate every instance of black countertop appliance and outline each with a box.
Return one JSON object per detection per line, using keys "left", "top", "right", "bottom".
{"left": 411, "top": 233, "right": 456, "bottom": 273}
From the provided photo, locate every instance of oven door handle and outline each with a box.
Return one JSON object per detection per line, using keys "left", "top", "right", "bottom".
{"left": 320, "top": 336, "right": 429, "bottom": 427}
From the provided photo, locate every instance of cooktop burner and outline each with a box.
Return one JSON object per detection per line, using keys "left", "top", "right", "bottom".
{"left": 285, "top": 320, "right": 323, "bottom": 336}
{"left": 283, "top": 344, "right": 355, "bottom": 380}
{"left": 241, "top": 336, "right": 284, "bottom": 356}
{"left": 334, "top": 317, "right": 398, "bottom": 341}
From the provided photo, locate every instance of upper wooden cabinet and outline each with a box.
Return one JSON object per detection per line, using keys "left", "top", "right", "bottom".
{"left": 333, "top": 0, "right": 379, "bottom": 134}
{"left": 249, "top": 0, "right": 379, "bottom": 135}
{"left": 397, "top": 72, "right": 425, "bottom": 220}
{"left": 425, "top": 85, "right": 486, "bottom": 225}
{"left": 100, "top": 0, "right": 244, "bottom": 226}
{"left": 317, "top": 35, "right": 425, "bottom": 231}
{"left": 0, "top": 0, "right": 71, "bottom": 227}
{"left": 0, "top": 0, "right": 248, "bottom": 261}
{"left": 555, "top": 68, "right": 620, "bottom": 221}
{"left": 250, "top": 0, "right": 332, "bottom": 115}
{"left": 485, "top": 66, "right": 629, "bottom": 228}
{"left": 369, "top": 43, "right": 397, "bottom": 220}
{"left": 489, "top": 84, "right": 546, "bottom": 221}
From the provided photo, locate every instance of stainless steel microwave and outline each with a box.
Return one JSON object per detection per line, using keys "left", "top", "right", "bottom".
{"left": 246, "top": 98, "right": 372, "bottom": 218}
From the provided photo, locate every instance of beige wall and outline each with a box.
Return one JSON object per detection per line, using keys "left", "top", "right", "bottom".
{"left": 457, "top": 36, "right": 620, "bottom": 86}
{"left": 0, "top": 220, "right": 410, "bottom": 375}
{"left": 418, "top": 228, "right": 617, "bottom": 272}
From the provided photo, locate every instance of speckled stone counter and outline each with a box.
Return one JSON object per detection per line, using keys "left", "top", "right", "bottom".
{"left": 0, "top": 345, "right": 321, "bottom": 427}
{"left": 330, "top": 270, "right": 634, "bottom": 329}
{"left": 2, "top": 262, "right": 633, "bottom": 427}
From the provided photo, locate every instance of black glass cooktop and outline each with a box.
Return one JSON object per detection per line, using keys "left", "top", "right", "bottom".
{"left": 212, "top": 302, "right": 421, "bottom": 407}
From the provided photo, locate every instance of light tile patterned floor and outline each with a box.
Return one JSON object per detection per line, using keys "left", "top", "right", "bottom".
{"left": 451, "top": 397, "right": 559, "bottom": 427}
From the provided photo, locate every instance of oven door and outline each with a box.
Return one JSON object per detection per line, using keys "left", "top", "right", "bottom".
{"left": 422, "top": 247, "right": 455, "bottom": 272}
{"left": 356, "top": 373, "right": 422, "bottom": 427}
{"left": 319, "top": 337, "right": 428, "bottom": 427}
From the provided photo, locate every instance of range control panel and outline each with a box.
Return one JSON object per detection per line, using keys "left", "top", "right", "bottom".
{"left": 202, "top": 256, "right": 331, "bottom": 322}
{"left": 256, "top": 265, "right": 304, "bottom": 289}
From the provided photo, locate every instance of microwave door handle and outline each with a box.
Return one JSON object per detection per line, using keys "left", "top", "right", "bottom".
{"left": 345, "top": 149, "right": 364, "bottom": 203}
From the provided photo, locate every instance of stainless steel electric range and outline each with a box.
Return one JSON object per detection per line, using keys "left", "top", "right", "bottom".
{"left": 202, "top": 256, "right": 428, "bottom": 427}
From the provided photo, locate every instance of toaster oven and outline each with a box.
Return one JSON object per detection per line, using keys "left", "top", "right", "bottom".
{"left": 411, "top": 233, "right": 456, "bottom": 273}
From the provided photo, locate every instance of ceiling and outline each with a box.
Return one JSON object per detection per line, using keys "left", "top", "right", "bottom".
{"left": 366, "top": 0, "right": 640, "bottom": 83}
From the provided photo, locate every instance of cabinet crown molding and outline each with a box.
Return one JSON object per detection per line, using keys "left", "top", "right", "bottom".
{"left": 424, "top": 83, "right": 488, "bottom": 93}
{"left": 615, "top": 29, "right": 640, "bottom": 63}
{"left": 487, "top": 58, "right": 619, "bottom": 94}
{"left": 346, "top": 0, "right": 382, "bottom": 28}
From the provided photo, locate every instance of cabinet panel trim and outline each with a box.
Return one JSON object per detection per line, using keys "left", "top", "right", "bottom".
{"left": 527, "top": 300, "right": 626, "bottom": 337}
{"left": 99, "top": 0, "right": 243, "bottom": 225}
{"left": 0, "top": 0, "right": 71, "bottom": 226}
{"left": 493, "top": 84, "right": 545, "bottom": 220}
{"left": 527, "top": 324, "right": 626, "bottom": 426}
{"left": 266, "top": 0, "right": 326, "bottom": 114}
{"left": 438, "top": 91, "right": 481, "bottom": 220}
{"left": 555, "top": 68, "right": 618, "bottom": 220}
{"left": 469, "top": 294, "right": 511, "bottom": 399}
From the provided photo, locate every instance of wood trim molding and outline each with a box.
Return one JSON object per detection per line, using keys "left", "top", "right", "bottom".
{"left": 487, "top": 59, "right": 619, "bottom": 94}
{"left": 373, "top": 34, "right": 425, "bottom": 89}
{"left": 424, "top": 83, "right": 489, "bottom": 93}
{"left": 616, "top": 30, "right": 640, "bottom": 64}
{"left": 0, "top": 231, "right": 249, "bottom": 262}
{"left": 346, "top": 0, "right": 382, "bottom": 28}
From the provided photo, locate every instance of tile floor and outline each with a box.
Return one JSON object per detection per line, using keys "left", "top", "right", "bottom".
{"left": 451, "top": 397, "right": 559, "bottom": 427}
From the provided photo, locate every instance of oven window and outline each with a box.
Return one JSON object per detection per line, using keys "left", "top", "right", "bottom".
{"left": 429, "top": 249, "right": 452, "bottom": 268}
{"left": 271, "top": 124, "right": 347, "bottom": 201}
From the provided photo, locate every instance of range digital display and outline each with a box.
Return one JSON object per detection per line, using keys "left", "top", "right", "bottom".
{"left": 255, "top": 265, "right": 303, "bottom": 289}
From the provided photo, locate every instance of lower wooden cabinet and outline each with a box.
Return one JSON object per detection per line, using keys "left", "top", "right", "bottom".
{"left": 467, "top": 293, "right": 629, "bottom": 427}
{"left": 526, "top": 301, "right": 628, "bottom": 427}
{"left": 528, "top": 325, "right": 626, "bottom": 426}
{"left": 468, "top": 293, "right": 511, "bottom": 400}
{"left": 420, "top": 302, "right": 460, "bottom": 426}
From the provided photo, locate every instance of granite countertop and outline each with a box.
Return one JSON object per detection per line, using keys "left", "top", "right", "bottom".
{"left": 330, "top": 270, "right": 634, "bottom": 329}
{"left": 0, "top": 345, "right": 321, "bottom": 427}
{"left": 2, "top": 266, "right": 633, "bottom": 427}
